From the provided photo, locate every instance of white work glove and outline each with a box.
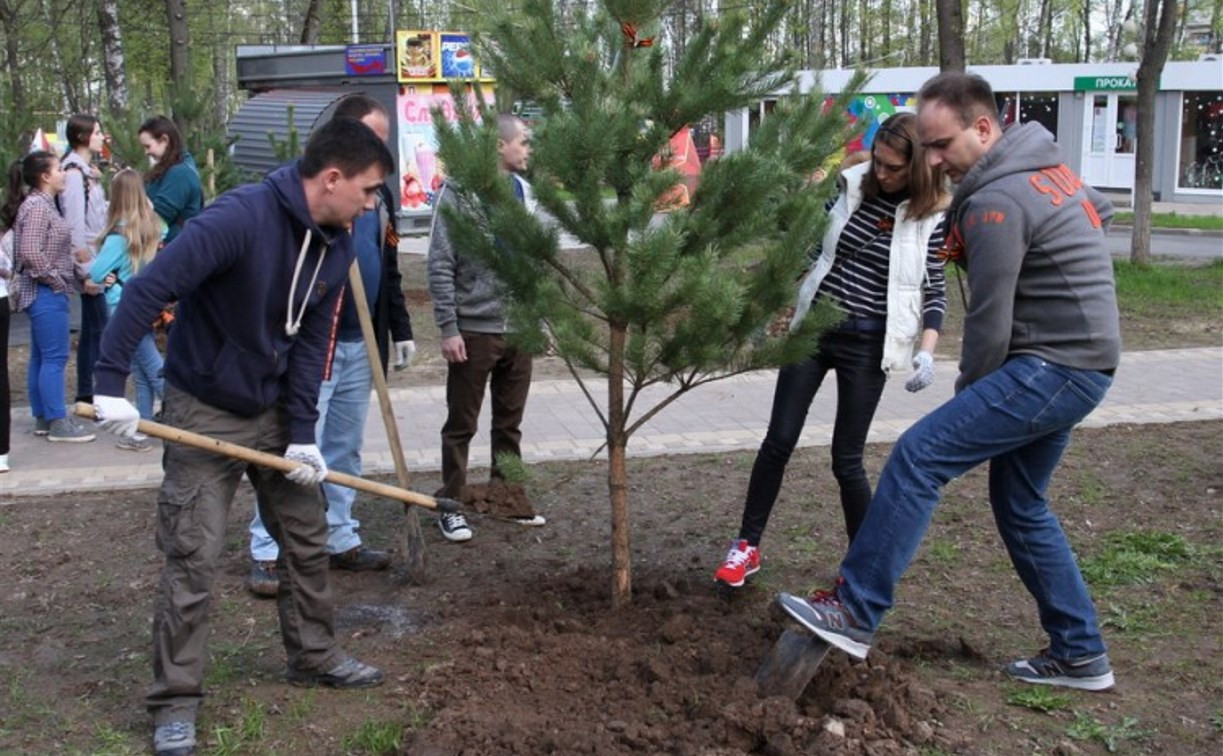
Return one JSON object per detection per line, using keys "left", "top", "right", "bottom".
{"left": 904, "top": 351, "right": 935, "bottom": 393}
{"left": 283, "top": 443, "right": 328, "bottom": 486}
{"left": 392, "top": 339, "right": 417, "bottom": 371}
{"left": 93, "top": 395, "right": 141, "bottom": 438}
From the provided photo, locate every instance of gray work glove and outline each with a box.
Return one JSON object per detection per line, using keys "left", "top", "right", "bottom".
{"left": 904, "top": 351, "right": 935, "bottom": 393}
{"left": 392, "top": 340, "right": 417, "bottom": 371}
{"left": 93, "top": 395, "right": 141, "bottom": 438}
{"left": 284, "top": 443, "right": 328, "bottom": 486}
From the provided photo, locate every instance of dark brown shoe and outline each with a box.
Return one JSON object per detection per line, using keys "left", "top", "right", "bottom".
{"left": 329, "top": 546, "right": 391, "bottom": 572}
{"left": 246, "top": 560, "right": 279, "bottom": 598}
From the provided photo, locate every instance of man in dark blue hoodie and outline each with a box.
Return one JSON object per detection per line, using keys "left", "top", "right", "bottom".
{"left": 91, "top": 117, "right": 395, "bottom": 756}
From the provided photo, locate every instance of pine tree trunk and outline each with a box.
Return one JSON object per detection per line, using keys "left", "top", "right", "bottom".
{"left": 96, "top": 0, "right": 128, "bottom": 114}
{"left": 935, "top": 0, "right": 965, "bottom": 71}
{"left": 0, "top": 0, "right": 25, "bottom": 113}
{"left": 165, "top": 0, "right": 191, "bottom": 90}
{"left": 301, "top": 0, "right": 323, "bottom": 44}
{"left": 607, "top": 321, "right": 631, "bottom": 608}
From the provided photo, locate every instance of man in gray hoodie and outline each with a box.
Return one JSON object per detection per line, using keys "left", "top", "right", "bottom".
{"left": 776, "top": 72, "right": 1121, "bottom": 692}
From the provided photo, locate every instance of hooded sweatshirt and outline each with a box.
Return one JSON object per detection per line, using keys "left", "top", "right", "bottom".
{"left": 946, "top": 122, "right": 1121, "bottom": 392}
{"left": 95, "top": 162, "right": 355, "bottom": 442}
{"left": 146, "top": 152, "right": 203, "bottom": 243}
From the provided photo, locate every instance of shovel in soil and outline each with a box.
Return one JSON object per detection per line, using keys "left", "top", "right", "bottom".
{"left": 73, "top": 403, "right": 460, "bottom": 513}
{"left": 755, "top": 628, "right": 832, "bottom": 699}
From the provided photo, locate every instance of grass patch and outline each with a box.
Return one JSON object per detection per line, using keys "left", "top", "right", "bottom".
{"left": 340, "top": 719, "right": 405, "bottom": 755}
{"left": 1066, "top": 712, "right": 1153, "bottom": 752}
{"left": 1006, "top": 686, "right": 1073, "bottom": 713}
{"left": 1112, "top": 211, "right": 1223, "bottom": 230}
{"left": 1080, "top": 530, "right": 1195, "bottom": 587}
{"left": 1100, "top": 600, "right": 1162, "bottom": 635}
{"left": 1112, "top": 259, "right": 1223, "bottom": 315}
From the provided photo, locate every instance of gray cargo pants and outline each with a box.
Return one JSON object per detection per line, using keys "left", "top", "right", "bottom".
{"left": 147, "top": 385, "right": 344, "bottom": 725}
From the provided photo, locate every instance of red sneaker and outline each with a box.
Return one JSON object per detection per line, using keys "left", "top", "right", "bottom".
{"left": 714, "top": 539, "right": 761, "bottom": 587}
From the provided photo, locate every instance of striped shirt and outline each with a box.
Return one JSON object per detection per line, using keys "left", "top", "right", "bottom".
{"left": 816, "top": 191, "right": 947, "bottom": 331}
{"left": 11, "top": 190, "right": 76, "bottom": 311}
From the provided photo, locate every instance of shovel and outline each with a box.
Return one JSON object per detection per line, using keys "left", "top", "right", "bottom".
{"left": 73, "top": 402, "right": 460, "bottom": 513}
{"left": 754, "top": 629, "right": 832, "bottom": 699}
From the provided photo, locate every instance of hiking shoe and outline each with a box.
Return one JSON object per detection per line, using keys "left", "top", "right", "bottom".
{"left": 33, "top": 417, "right": 50, "bottom": 436}
{"left": 330, "top": 545, "right": 391, "bottom": 572}
{"left": 153, "top": 720, "right": 196, "bottom": 756}
{"left": 438, "top": 512, "right": 473, "bottom": 542}
{"left": 286, "top": 656, "right": 384, "bottom": 688}
{"left": 116, "top": 433, "right": 154, "bottom": 452}
{"left": 1006, "top": 649, "right": 1115, "bottom": 691}
{"left": 246, "top": 560, "right": 279, "bottom": 598}
{"left": 46, "top": 417, "right": 95, "bottom": 443}
{"left": 777, "top": 585, "right": 873, "bottom": 659}
{"left": 714, "top": 539, "right": 761, "bottom": 587}
{"left": 510, "top": 514, "right": 546, "bottom": 527}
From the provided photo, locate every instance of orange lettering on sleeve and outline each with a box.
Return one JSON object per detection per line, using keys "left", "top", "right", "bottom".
{"left": 1080, "top": 199, "right": 1103, "bottom": 229}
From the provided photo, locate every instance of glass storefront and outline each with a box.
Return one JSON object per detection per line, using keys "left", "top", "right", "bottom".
{"left": 1179, "top": 91, "right": 1223, "bottom": 191}
{"left": 995, "top": 92, "right": 1059, "bottom": 138}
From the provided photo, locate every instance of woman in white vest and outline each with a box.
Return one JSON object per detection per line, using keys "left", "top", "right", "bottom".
{"left": 715, "top": 112, "right": 950, "bottom": 589}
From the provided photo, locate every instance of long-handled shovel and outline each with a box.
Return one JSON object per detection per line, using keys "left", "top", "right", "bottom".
{"left": 346, "top": 259, "right": 429, "bottom": 583}
{"left": 73, "top": 403, "right": 460, "bottom": 513}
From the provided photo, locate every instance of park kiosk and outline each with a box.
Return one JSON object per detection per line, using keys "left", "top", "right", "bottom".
{"left": 231, "top": 34, "right": 492, "bottom": 234}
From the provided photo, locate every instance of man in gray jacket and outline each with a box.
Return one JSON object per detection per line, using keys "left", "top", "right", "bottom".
{"left": 427, "top": 114, "right": 544, "bottom": 541}
{"left": 777, "top": 71, "right": 1121, "bottom": 692}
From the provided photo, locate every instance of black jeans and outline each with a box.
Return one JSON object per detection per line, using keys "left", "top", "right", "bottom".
{"left": 0, "top": 301, "right": 9, "bottom": 455}
{"left": 75, "top": 292, "right": 108, "bottom": 402}
{"left": 738, "top": 328, "right": 887, "bottom": 546}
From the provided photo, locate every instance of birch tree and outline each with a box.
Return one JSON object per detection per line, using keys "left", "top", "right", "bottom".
{"left": 96, "top": 0, "right": 128, "bottom": 113}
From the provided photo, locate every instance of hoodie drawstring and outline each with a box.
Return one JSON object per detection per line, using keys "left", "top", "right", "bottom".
{"left": 285, "top": 230, "right": 325, "bottom": 337}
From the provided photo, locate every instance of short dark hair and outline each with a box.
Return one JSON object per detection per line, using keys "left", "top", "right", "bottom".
{"left": 65, "top": 114, "right": 100, "bottom": 152}
{"left": 300, "top": 117, "right": 394, "bottom": 179}
{"left": 497, "top": 113, "right": 524, "bottom": 142}
{"left": 332, "top": 94, "right": 386, "bottom": 122}
{"left": 918, "top": 72, "right": 999, "bottom": 128}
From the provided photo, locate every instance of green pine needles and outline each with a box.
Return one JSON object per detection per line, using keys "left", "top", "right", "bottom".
{"left": 433, "top": 0, "right": 866, "bottom": 604}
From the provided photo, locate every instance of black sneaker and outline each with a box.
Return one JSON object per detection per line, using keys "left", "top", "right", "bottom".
{"left": 286, "top": 657, "right": 384, "bottom": 688}
{"left": 1006, "top": 649, "right": 1115, "bottom": 691}
{"left": 246, "top": 560, "right": 279, "bottom": 598}
{"left": 777, "top": 584, "right": 874, "bottom": 659}
{"left": 153, "top": 720, "right": 196, "bottom": 756}
{"left": 438, "top": 512, "right": 473, "bottom": 542}
{"left": 33, "top": 417, "right": 50, "bottom": 436}
{"left": 330, "top": 545, "right": 391, "bottom": 571}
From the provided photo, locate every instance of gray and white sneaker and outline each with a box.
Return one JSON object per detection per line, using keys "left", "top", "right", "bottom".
{"left": 438, "top": 512, "right": 473, "bottom": 542}
{"left": 46, "top": 417, "right": 95, "bottom": 443}
{"left": 1006, "top": 649, "right": 1115, "bottom": 691}
{"left": 116, "top": 433, "right": 154, "bottom": 452}
{"left": 777, "top": 586, "right": 874, "bottom": 659}
{"left": 153, "top": 720, "right": 196, "bottom": 756}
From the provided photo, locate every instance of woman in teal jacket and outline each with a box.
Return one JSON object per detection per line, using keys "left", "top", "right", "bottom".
{"left": 138, "top": 116, "right": 202, "bottom": 243}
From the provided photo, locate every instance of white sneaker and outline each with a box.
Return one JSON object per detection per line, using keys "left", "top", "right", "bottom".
{"left": 0, "top": 453, "right": 9, "bottom": 473}
{"left": 438, "top": 512, "right": 473, "bottom": 542}
{"left": 510, "top": 514, "right": 546, "bottom": 526}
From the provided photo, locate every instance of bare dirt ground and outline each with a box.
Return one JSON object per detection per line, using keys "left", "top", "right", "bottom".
{"left": 2, "top": 420, "right": 1221, "bottom": 755}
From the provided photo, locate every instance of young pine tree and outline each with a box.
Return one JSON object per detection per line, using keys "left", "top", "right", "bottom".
{"left": 434, "top": 0, "right": 864, "bottom": 606}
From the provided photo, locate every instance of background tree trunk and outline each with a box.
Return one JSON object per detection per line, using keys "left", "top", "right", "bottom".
{"left": 936, "top": 0, "right": 966, "bottom": 70}
{"left": 301, "top": 0, "right": 323, "bottom": 44}
{"left": 1081, "top": 0, "right": 1093, "bottom": 61}
{"left": 0, "top": 0, "right": 26, "bottom": 113}
{"left": 165, "top": 0, "right": 191, "bottom": 94}
{"left": 39, "top": 0, "right": 76, "bottom": 112}
{"left": 1131, "top": 0, "right": 1179, "bottom": 265}
{"left": 96, "top": 0, "right": 128, "bottom": 114}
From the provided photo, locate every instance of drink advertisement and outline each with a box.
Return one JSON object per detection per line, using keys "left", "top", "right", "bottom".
{"left": 439, "top": 33, "right": 477, "bottom": 79}
{"left": 396, "top": 84, "right": 495, "bottom": 214}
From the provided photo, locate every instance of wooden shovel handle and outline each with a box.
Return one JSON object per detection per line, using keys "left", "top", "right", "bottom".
{"left": 73, "top": 402, "right": 457, "bottom": 513}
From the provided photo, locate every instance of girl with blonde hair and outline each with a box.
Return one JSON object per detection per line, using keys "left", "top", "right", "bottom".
{"left": 90, "top": 169, "right": 166, "bottom": 447}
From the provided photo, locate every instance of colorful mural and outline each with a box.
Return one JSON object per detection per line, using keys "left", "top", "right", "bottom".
{"left": 835, "top": 93, "right": 918, "bottom": 152}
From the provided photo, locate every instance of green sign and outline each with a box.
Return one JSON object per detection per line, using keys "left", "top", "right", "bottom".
{"left": 1074, "top": 75, "right": 1138, "bottom": 91}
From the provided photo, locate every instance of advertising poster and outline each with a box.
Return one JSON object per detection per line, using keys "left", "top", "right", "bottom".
{"left": 396, "top": 84, "right": 495, "bottom": 214}
{"left": 439, "top": 33, "right": 477, "bottom": 79}
{"left": 345, "top": 44, "right": 388, "bottom": 76}
{"left": 396, "top": 31, "right": 437, "bottom": 82}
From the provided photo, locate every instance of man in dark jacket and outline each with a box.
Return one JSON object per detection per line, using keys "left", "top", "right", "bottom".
{"left": 245, "top": 95, "right": 415, "bottom": 596}
{"left": 777, "top": 71, "right": 1121, "bottom": 693}
{"left": 92, "top": 118, "right": 395, "bottom": 756}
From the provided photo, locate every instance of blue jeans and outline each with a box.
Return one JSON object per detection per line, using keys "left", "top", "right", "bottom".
{"left": 27, "top": 285, "right": 71, "bottom": 422}
{"left": 131, "top": 332, "right": 165, "bottom": 419}
{"left": 738, "top": 330, "right": 887, "bottom": 545}
{"left": 250, "top": 340, "right": 373, "bottom": 559}
{"left": 76, "top": 292, "right": 108, "bottom": 402}
{"left": 836, "top": 356, "right": 1114, "bottom": 660}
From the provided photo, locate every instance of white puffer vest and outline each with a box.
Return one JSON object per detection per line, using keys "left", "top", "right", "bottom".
{"left": 791, "top": 161, "right": 944, "bottom": 374}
